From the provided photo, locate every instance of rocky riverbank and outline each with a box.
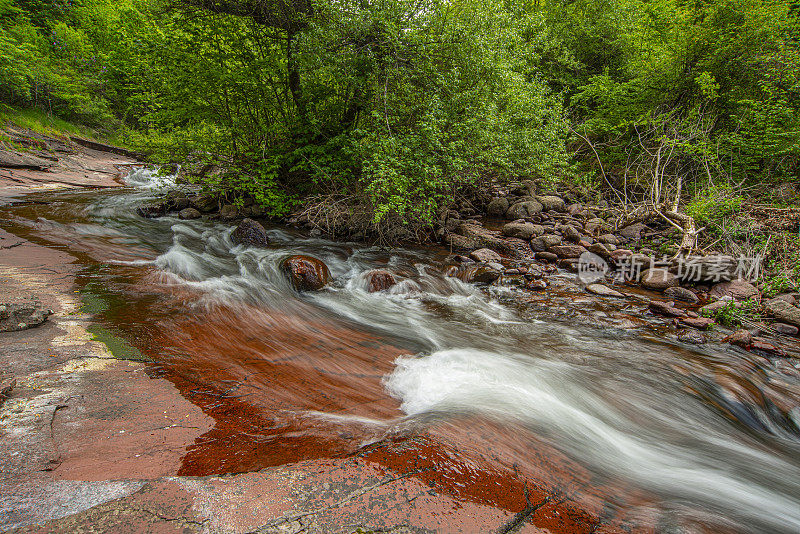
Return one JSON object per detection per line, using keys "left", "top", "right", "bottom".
{"left": 140, "top": 177, "right": 800, "bottom": 363}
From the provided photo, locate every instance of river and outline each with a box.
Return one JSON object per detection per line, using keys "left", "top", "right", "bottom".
{"left": 2, "top": 168, "right": 799, "bottom": 533}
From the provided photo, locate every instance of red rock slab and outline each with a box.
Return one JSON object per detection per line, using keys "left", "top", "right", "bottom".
{"left": 49, "top": 359, "right": 215, "bottom": 481}
{"left": 0, "top": 149, "right": 133, "bottom": 201}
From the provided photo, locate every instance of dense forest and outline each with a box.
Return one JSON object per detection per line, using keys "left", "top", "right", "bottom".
{"left": 2, "top": 0, "right": 799, "bottom": 276}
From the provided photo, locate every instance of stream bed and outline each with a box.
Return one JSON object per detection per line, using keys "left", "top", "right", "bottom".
{"left": 2, "top": 168, "right": 800, "bottom": 533}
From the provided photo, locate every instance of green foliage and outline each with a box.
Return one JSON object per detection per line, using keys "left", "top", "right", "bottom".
{"left": 762, "top": 235, "right": 800, "bottom": 297}
{"left": 562, "top": 0, "right": 800, "bottom": 190}
{"left": 702, "top": 298, "right": 762, "bottom": 328}
{"left": 685, "top": 185, "right": 743, "bottom": 225}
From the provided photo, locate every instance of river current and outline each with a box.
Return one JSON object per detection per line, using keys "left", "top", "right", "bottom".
{"left": 3, "top": 168, "right": 799, "bottom": 533}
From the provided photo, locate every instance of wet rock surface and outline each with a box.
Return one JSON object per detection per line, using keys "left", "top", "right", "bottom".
{"left": 365, "top": 269, "right": 396, "bottom": 292}
{"left": 281, "top": 255, "right": 331, "bottom": 291}
{"left": 231, "top": 218, "right": 269, "bottom": 247}
{"left": 586, "top": 283, "right": 625, "bottom": 298}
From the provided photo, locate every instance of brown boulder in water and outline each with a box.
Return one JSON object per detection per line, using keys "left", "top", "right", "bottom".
{"left": 365, "top": 270, "right": 396, "bottom": 292}
{"left": 231, "top": 218, "right": 269, "bottom": 247}
{"left": 282, "top": 255, "right": 331, "bottom": 291}
{"left": 458, "top": 263, "right": 502, "bottom": 285}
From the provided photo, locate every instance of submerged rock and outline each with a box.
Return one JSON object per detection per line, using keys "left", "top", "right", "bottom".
{"left": 281, "top": 255, "right": 331, "bottom": 291}
{"left": 678, "top": 329, "right": 706, "bottom": 345}
{"left": 136, "top": 202, "right": 167, "bottom": 218}
{"left": 586, "top": 284, "right": 625, "bottom": 298}
{"left": 231, "top": 218, "right": 269, "bottom": 247}
{"left": 365, "top": 270, "right": 396, "bottom": 292}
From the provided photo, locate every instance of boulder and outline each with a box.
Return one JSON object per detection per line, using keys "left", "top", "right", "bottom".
{"left": 451, "top": 223, "right": 535, "bottom": 261}
{"left": 502, "top": 222, "right": 541, "bottom": 240}
{"left": 487, "top": 197, "right": 510, "bottom": 217}
{"left": 648, "top": 300, "right": 686, "bottom": 318}
{"left": 240, "top": 205, "right": 265, "bottom": 218}
{"left": 663, "top": 286, "right": 699, "bottom": 304}
{"left": 772, "top": 293, "right": 797, "bottom": 306}
{"left": 178, "top": 208, "right": 202, "bottom": 220}
{"left": 470, "top": 248, "right": 502, "bottom": 263}
{"left": 722, "top": 329, "right": 753, "bottom": 349}
{"left": 619, "top": 223, "right": 647, "bottom": 240}
{"left": 549, "top": 245, "right": 587, "bottom": 259}
{"left": 505, "top": 200, "right": 543, "bottom": 220}
{"left": 165, "top": 190, "right": 189, "bottom": 211}
{"left": 459, "top": 263, "right": 502, "bottom": 285}
{"left": 710, "top": 280, "right": 759, "bottom": 301}
{"left": 763, "top": 298, "right": 800, "bottom": 327}
{"left": 586, "top": 284, "right": 625, "bottom": 298}
{"left": 640, "top": 268, "right": 679, "bottom": 290}
{"left": 537, "top": 195, "right": 566, "bottom": 212}
{"left": 586, "top": 243, "right": 613, "bottom": 261}
{"left": 530, "top": 235, "right": 562, "bottom": 252}
{"left": 673, "top": 255, "right": 737, "bottom": 283}
{"left": 562, "top": 225, "right": 582, "bottom": 243}
{"left": 365, "top": 270, "right": 396, "bottom": 292}
{"left": 281, "top": 255, "right": 331, "bottom": 291}
{"left": 231, "top": 218, "right": 269, "bottom": 247}
{"left": 219, "top": 204, "right": 240, "bottom": 220}
{"left": 190, "top": 193, "right": 219, "bottom": 213}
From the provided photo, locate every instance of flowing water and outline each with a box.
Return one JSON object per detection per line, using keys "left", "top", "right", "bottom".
{"left": 3, "top": 168, "right": 800, "bottom": 533}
